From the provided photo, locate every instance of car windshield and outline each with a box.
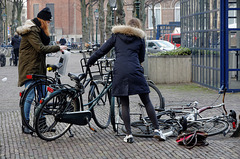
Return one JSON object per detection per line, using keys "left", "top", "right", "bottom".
{"left": 155, "top": 41, "right": 175, "bottom": 49}
{"left": 172, "top": 35, "right": 181, "bottom": 44}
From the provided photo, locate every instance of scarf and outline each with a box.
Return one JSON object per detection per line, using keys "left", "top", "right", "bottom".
{"left": 32, "top": 18, "right": 50, "bottom": 46}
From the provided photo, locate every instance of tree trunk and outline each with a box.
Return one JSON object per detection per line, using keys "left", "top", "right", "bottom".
{"left": 0, "top": 2, "right": 3, "bottom": 44}
{"left": 87, "top": 2, "right": 93, "bottom": 43}
{"left": 11, "top": 1, "right": 16, "bottom": 36}
{"left": 140, "top": 0, "right": 146, "bottom": 31}
{"left": 89, "top": 1, "right": 94, "bottom": 43}
{"left": 98, "top": 0, "right": 105, "bottom": 45}
{"left": 116, "top": 0, "right": 125, "bottom": 25}
{"left": 80, "top": 0, "right": 88, "bottom": 48}
{"left": 105, "top": 2, "right": 112, "bottom": 40}
{"left": 151, "top": 5, "right": 156, "bottom": 39}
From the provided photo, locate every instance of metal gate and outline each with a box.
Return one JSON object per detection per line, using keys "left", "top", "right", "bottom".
{"left": 221, "top": 0, "right": 240, "bottom": 92}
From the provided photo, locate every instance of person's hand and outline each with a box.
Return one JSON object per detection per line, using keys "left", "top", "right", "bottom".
{"left": 60, "top": 45, "right": 67, "bottom": 51}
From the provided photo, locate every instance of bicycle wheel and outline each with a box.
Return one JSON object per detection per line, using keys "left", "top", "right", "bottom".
{"left": 111, "top": 97, "right": 123, "bottom": 132}
{"left": 88, "top": 81, "right": 111, "bottom": 129}
{"left": 20, "top": 80, "right": 53, "bottom": 132}
{"left": 35, "top": 90, "right": 79, "bottom": 141}
{"left": 148, "top": 82, "right": 164, "bottom": 111}
{"left": 187, "top": 119, "right": 229, "bottom": 136}
{"left": 128, "top": 81, "right": 164, "bottom": 122}
{"left": 121, "top": 118, "right": 180, "bottom": 137}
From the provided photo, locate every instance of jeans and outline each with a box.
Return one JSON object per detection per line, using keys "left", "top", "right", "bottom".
{"left": 24, "top": 80, "right": 46, "bottom": 121}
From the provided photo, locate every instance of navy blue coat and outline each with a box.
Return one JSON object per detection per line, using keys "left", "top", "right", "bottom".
{"left": 88, "top": 25, "right": 150, "bottom": 96}
{"left": 11, "top": 35, "right": 21, "bottom": 49}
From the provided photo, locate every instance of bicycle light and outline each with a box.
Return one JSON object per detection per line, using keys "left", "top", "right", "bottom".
{"left": 39, "top": 98, "right": 44, "bottom": 104}
{"left": 26, "top": 75, "right": 33, "bottom": 79}
{"left": 47, "top": 86, "right": 54, "bottom": 93}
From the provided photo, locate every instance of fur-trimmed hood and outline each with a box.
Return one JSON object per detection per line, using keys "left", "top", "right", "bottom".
{"left": 16, "top": 19, "right": 38, "bottom": 35}
{"left": 112, "top": 25, "right": 145, "bottom": 39}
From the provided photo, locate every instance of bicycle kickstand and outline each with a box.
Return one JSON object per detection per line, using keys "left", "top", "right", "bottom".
{"left": 68, "top": 128, "right": 74, "bottom": 137}
{"left": 86, "top": 117, "right": 97, "bottom": 132}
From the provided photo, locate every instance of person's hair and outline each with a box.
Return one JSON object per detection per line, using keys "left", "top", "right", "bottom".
{"left": 127, "top": 18, "right": 142, "bottom": 29}
{"left": 37, "top": 17, "right": 50, "bottom": 36}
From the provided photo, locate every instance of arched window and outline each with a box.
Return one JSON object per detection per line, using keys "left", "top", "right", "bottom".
{"left": 148, "top": 3, "right": 161, "bottom": 29}
{"left": 175, "top": 1, "right": 180, "bottom": 22}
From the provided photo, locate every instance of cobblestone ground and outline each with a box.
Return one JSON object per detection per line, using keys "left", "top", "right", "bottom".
{"left": 0, "top": 52, "right": 240, "bottom": 159}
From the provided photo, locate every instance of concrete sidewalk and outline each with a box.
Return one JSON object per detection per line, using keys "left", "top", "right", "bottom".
{"left": 0, "top": 52, "right": 240, "bottom": 158}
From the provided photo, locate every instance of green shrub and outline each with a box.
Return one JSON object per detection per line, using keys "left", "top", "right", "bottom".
{"left": 149, "top": 47, "right": 191, "bottom": 56}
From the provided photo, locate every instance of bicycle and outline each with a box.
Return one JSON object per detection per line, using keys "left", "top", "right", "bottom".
{"left": 163, "top": 87, "right": 237, "bottom": 136}
{"left": 34, "top": 65, "right": 113, "bottom": 141}
{"left": 19, "top": 50, "right": 69, "bottom": 132}
{"left": 118, "top": 87, "right": 237, "bottom": 137}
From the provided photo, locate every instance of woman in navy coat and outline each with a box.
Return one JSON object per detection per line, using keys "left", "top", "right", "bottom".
{"left": 87, "top": 18, "right": 166, "bottom": 143}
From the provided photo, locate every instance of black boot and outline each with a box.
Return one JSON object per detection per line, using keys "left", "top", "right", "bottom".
{"left": 22, "top": 120, "right": 33, "bottom": 134}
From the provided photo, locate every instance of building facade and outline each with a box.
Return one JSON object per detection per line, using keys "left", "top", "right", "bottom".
{"left": 26, "top": 0, "right": 180, "bottom": 43}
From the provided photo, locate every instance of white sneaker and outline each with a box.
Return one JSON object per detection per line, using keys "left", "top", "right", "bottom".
{"left": 123, "top": 134, "right": 134, "bottom": 143}
{"left": 153, "top": 129, "right": 166, "bottom": 141}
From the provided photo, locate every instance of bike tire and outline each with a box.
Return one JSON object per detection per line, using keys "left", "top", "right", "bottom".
{"left": 20, "top": 80, "right": 53, "bottom": 132}
{"left": 88, "top": 80, "right": 111, "bottom": 129}
{"left": 121, "top": 118, "right": 181, "bottom": 137}
{"left": 187, "top": 119, "right": 229, "bottom": 136}
{"left": 128, "top": 81, "right": 164, "bottom": 121}
{"left": 148, "top": 81, "right": 164, "bottom": 111}
{"left": 35, "top": 90, "right": 79, "bottom": 141}
{"left": 111, "top": 97, "right": 123, "bottom": 132}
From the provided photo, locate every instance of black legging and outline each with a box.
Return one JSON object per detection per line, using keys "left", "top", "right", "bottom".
{"left": 120, "top": 93, "right": 159, "bottom": 135}
{"left": 14, "top": 48, "right": 19, "bottom": 66}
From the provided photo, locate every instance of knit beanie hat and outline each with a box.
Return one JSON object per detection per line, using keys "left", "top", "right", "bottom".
{"left": 37, "top": 7, "right": 52, "bottom": 21}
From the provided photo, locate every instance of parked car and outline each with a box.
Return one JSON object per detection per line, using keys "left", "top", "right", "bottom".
{"left": 146, "top": 40, "right": 176, "bottom": 53}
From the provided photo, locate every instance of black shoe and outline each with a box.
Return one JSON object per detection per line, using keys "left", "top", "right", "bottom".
{"left": 22, "top": 120, "right": 33, "bottom": 134}
{"left": 22, "top": 125, "right": 33, "bottom": 134}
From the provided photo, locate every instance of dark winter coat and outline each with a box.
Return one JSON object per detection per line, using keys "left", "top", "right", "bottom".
{"left": 16, "top": 19, "right": 60, "bottom": 87}
{"left": 11, "top": 35, "right": 21, "bottom": 49}
{"left": 59, "top": 38, "right": 67, "bottom": 45}
{"left": 87, "top": 25, "right": 150, "bottom": 96}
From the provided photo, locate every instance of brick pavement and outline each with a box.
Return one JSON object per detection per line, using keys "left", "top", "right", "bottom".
{"left": 0, "top": 52, "right": 240, "bottom": 159}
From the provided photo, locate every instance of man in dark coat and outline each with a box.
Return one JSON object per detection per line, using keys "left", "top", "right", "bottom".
{"left": 87, "top": 18, "right": 166, "bottom": 143}
{"left": 59, "top": 37, "right": 67, "bottom": 45}
{"left": 11, "top": 32, "right": 21, "bottom": 66}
